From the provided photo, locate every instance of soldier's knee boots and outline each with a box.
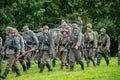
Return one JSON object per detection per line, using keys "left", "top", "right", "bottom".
{"left": 106, "top": 60, "right": 109, "bottom": 66}
{"left": 81, "top": 64, "right": 84, "bottom": 70}
{"left": 0, "top": 68, "right": 1, "bottom": 73}
{"left": 46, "top": 63, "right": 52, "bottom": 72}
{"left": 40, "top": 64, "right": 45, "bottom": 73}
{"left": 27, "top": 62, "right": 31, "bottom": 70}
{"left": 38, "top": 61, "right": 41, "bottom": 68}
{"left": 52, "top": 59, "right": 56, "bottom": 67}
{"left": 15, "top": 69, "right": 21, "bottom": 77}
{"left": 22, "top": 65, "right": 27, "bottom": 72}
{"left": 70, "top": 65, "right": 74, "bottom": 71}
{"left": 0, "top": 69, "right": 9, "bottom": 79}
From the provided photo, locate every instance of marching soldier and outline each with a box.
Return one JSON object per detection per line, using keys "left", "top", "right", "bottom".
{"left": 37, "top": 28, "right": 43, "bottom": 68}
{"left": 12, "top": 28, "right": 27, "bottom": 72}
{"left": 59, "top": 29, "right": 69, "bottom": 70}
{"left": 84, "top": 23, "right": 97, "bottom": 67}
{"left": 69, "top": 24, "right": 84, "bottom": 71}
{"left": 22, "top": 26, "right": 39, "bottom": 70}
{"left": 39, "top": 25, "right": 55, "bottom": 73}
{"left": 77, "top": 16, "right": 83, "bottom": 32}
{"left": 118, "top": 34, "right": 120, "bottom": 65}
{"left": 0, "top": 27, "right": 21, "bottom": 79}
{"left": 52, "top": 28, "right": 61, "bottom": 67}
{"left": 97, "top": 28, "right": 110, "bottom": 66}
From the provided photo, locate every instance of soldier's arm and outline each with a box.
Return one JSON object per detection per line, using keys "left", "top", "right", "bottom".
{"left": 76, "top": 32, "right": 82, "bottom": 47}
{"left": 105, "top": 35, "right": 110, "bottom": 51}
{"left": 31, "top": 31, "right": 39, "bottom": 49}
{"left": 19, "top": 35, "right": 25, "bottom": 53}
{"left": 93, "top": 32, "right": 97, "bottom": 49}
{"left": 50, "top": 34, "right": 55, "bottom": 54}
{"left": 3, "top": 38, "right": 7, "bottom": 52}
{"left": 14, "top": 37, "right": 21, "bottom": 54}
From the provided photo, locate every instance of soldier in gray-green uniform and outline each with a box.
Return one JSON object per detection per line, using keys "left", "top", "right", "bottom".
{"left": 0, "top": 37, "right": 3, "bottom": 73}
{"left": 97, "top": 28, "right": 110, "bottom": 66}
{"left": 39, "top": 25, "right": 55, "bottom": 73}
{"left": 118, "top": 34, "right": 120, "bottom": 65}
{"left": 22, "top": 26, "right": 39, "bottom": 70}
{"left": 84, "top": 23, "right": 97, "bottom": 67}
{"left": 77, "top": 16, "right": 83, "bottom": 32}
{"left": 12, "top": 28, "right": 27, "bottom": 71}
{"left": 69, "top": 24, "right": 84, "bottom": 71}
{"left": 37, "top": 28, "right": 43, "bottom": 68}
{"left": 52, "top": 28, "right": 61, "bottom": 67}
{"left": 59, "top": 29, "right": 69, "bottom": 69}
{"left": 0, "top": 27, "right": 21, "bottom": 79}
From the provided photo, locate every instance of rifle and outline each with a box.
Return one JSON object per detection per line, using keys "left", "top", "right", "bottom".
{"left": 17, "top": 48, "right": 35, "bottom": 59}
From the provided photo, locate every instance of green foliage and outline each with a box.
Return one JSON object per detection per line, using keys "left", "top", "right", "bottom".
{"left": 0, "top": 0, "right": 120, "bottom": 54}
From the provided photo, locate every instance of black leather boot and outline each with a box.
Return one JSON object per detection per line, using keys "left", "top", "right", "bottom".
{"left": 52, "top": 59, "right": 56, "bottom": 67}
{"left": 15, "top": 69, "right": 21, "bottom": 77}
{"left": 81, "top": 64, "right": 84, "bottom": 70}
{"left": 0, "top": 69, "right": 9, "bottom": 79}
{"left": 40, "top": 64, "right": 45, "bottom": 73}
{"left": 22, "top": 64, "right": 27, "bottom": 72}
{"left": 46, "top": 62, "right": 52, "bottom": 72}
{"left": 38, "top": 61, "right": 41, "bottom": 68}
{"left": 70, "top": 65, "right": 74, "bottom": 71}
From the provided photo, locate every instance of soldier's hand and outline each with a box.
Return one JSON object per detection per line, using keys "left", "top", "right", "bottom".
{"left": 15, "top": 54, "right": 19, "bottom": 58}
{"left": 2, "top": 52, "right": 5, "bottom": 55}
{"left": 93, "top": 48, "right": 96, "bottom": 52}
{"left": 21, "top": 52, "right": 25, "bottom": 55}
{"left": 49, "top": 52, "right": 52, "bottom": 55}
{"left": 75, "top": 45, "right": 79, "bottom": 50}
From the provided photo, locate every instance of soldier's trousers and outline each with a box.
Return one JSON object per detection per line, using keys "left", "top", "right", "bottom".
{"left": 41, "top": 50, "right": 52, "bottom": 65}
{"left": 69, "top": 48, "right": 84, "bottom": 67}
{"left": 24, "top": 52, "right": 32, "bottom": 69}
{"left": 118, "top": 51, "right": 120, "bottom": 65}
{"left": 84, "top": 48, "right": 95, "bottom": 65}
{"left": 60, "top": 51, "right": 68, "bottom": 66}
{"left": 38, "top": 50, "right": 43, "bottom": 68}
{"left": 6, "top": 54, "right": 19, "bottom": 70}
{"left": 97, "top": 52, "right": 109, "bottom": 66}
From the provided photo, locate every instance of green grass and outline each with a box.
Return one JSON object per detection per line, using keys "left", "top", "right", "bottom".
{"left": 1, "top": 57, "right": 120, "bottom": 80}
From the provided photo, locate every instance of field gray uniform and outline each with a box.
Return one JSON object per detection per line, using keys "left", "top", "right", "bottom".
{"left": 52, "top": 29, "right": 61, "bottom": 67}
{"left": 0, "top": 29, "right": 21, "bottom": 79}
{"left": 97, "top": 28, "right": 110, "bottom": 66}
{"left": 84, "top": 30, "right": 97, "bottom": 67}
{"left": 22, "top": 26, "right": 39, "bottom": 70}
{"left": 69, "top": 28, "right": 84, "bottom": 71}
{"left": 37, "top": 29, "right": 43, "bottom": 68}
{"left": 17, "top": 34, "right": 27, "bottom": 71}
{"left": 40, "top": 25, "right": 55, "bottom": 73}
{"left": 59, "top": 30, "right": 69, "bottom": 69}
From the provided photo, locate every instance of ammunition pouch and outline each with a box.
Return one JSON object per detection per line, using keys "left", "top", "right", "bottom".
{"left": 41, "top": 42, "right": 50, "bottom": 51}
{"left": 59, "top": 46, "right": 68, "bottom": 52}
{"left": 100, "top": 47, "right": 108, "bottom": 54}
{"left": 27, "top": 41, "right": 36, "bottom": 45}
{"left": 7, "top": 45, "right": 17, "bottom": 53}
{"left": 44, "top": 41, "right": 50, "bottom": 46}
{"left": 84, "top": 41, "right": 93, "bottom": 48}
